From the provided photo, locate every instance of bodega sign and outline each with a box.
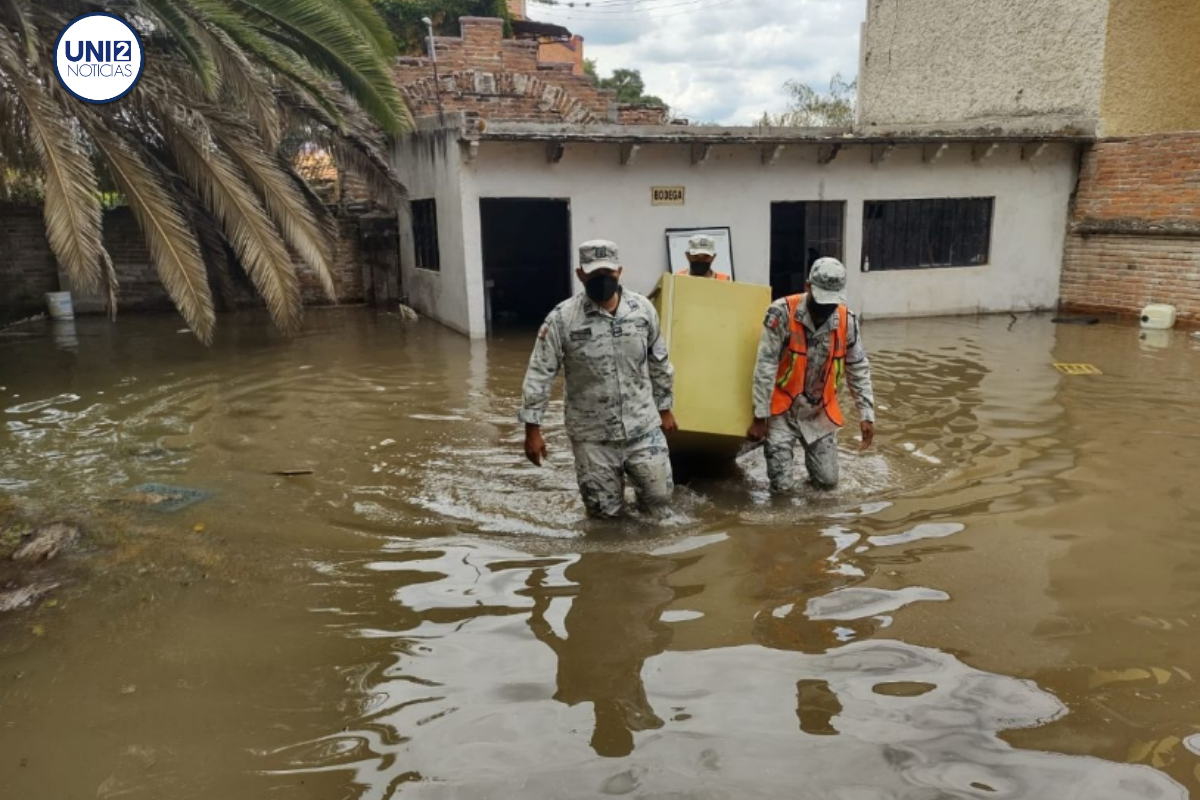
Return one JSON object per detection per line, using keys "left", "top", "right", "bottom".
{"left": 53, "top": 13, "right": 144, "bottom": 104}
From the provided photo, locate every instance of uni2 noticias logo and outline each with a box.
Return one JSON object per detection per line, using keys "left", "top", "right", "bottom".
{"left": 53, "top": 13, "right": 145, "bottom": 104}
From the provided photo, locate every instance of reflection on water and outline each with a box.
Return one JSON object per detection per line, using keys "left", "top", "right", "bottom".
{"left": 1, "top": 310, "right": 1199, "bottom": 798}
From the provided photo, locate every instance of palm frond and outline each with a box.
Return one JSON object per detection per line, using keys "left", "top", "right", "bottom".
{"left": 209, "top": 112, "right": 337, "bottom": 300}
{"left": 0, "top": 0, "right": 38, "bottom": 62}
{"left": 99, "top": 248, "right": 119, "bottom": 321}
{"left": 320, "top": 0, "right": 397, "bottom": 58}
{"left": 137, "top": 0, "right": 219, "bottom": 97}
{"left": 190, "top": 21, "right": 280, "bottom": 145}
{"left": 230, "top": 0, "right": 410, "bottom": 134}
{"left": 281, "top": 90, "right": 406, "bottom": 206}
{"left": 161, "top": 104, "right": 302, "bottom": 334}
{"left": 82, "top": 117, "right": 216, "bottom": 343}
{"left": 187, "top": 0, "right": 347, "bottom": 126}
{"left": 0, "top": 32, "right": 104, "bottom": 294}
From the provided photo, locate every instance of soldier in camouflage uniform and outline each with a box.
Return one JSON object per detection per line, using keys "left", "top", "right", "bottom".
{"left": 747, "top": 258, "right": 876, "bottom": 494}
{"left": 520, "top": 240, "right": 678, "bottom": 519}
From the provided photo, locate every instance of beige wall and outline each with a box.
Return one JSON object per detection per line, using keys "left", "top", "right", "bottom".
{"left": 857, "top": 0, "right": 1109, "bottom": 132}
{"left": 1100, "top": 0, "right": 1200, "bottom": 136}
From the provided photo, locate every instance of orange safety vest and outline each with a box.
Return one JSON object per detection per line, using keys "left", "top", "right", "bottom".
{"left": 770, "top": 294, "right": 848, "bottom": 423}
{"left": 680, "top": 270, "right": 732, "bottom": 281}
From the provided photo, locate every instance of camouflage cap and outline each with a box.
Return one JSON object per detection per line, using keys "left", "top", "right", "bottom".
{"left": 809, "top": 257, "right": 848, "bottom": 306}
{"left": 686, "top": 234, "right": 717, "bottom": 258}
{"left": 579, "top": 240, "right": 620, "bottom": 274}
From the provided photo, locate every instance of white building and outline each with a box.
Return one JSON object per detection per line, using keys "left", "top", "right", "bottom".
{"left": 393, "top": 114, "right": 1085, "bottom": 338}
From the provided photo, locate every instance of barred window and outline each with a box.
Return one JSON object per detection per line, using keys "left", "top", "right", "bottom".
{"left": 412, "top": 199, "right": 440, "bottom": 272}
{"left": 862, "top": 198, "right": 993, "bottom": 271}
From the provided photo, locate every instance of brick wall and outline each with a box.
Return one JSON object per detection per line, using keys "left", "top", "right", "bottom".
{"left": 617, "top": 104, "right": 670, "bottom": 126}
{"left": 1072, "top": 133, "right": 1200, "bottom": 234}
{"left": 0, "top": 205, "right": 60, "bottom": 325}
{"left": 1060, "top": 133, "right": 1200, "bottom": 323}
{"left": 395, "top": 17, "right": 620, "bottom": 123}
{"left": 2, "top": 203, "right": 384, "bottom": 325}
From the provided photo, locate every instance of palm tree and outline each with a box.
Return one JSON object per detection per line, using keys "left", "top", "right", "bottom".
{"left": 0, "top": 0, "right": 411, "bottom": 343}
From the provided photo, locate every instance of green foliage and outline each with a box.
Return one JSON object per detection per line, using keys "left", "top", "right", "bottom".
{"left": 373, "top": 0, "right": 511, "bottom": 54}
{"left": 593, "top": 67, "right": 667, "bottom": 108}
{"left": 759, "top": 74, "right": 856, "bottom": 128}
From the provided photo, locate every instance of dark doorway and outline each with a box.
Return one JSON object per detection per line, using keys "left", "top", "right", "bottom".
{"left": 480, "top": 198, "right": 572, "bottom": 332}
{"left": 769, "top": 202, "right": 846, "bottom": 300}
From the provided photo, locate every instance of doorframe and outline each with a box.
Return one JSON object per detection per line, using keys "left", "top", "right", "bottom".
{"left": 478, "top": 196, "right": 574, "bottom": 336}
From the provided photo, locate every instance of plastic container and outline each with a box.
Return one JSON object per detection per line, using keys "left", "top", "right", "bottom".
{"left": 44, "top": 291, "right": 74, "bottom": 320}
{"left": 1140, "top": 303, "right": 1176, "bottom": 330}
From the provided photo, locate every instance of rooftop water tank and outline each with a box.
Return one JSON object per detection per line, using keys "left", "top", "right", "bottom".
{"left": 1140, "top": 304, "right": 1176, "bottom": 330}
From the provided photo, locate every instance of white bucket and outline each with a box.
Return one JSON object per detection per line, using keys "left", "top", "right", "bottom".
{"left": 45, "top": 291, "right": 74, "bottom": 320}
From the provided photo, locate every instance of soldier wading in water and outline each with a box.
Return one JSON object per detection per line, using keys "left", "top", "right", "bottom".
{"left": 519, "top": 240, "right": 678, "bottom": 519}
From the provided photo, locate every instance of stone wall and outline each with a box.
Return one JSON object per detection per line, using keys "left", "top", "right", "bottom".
{"left": 395, "top": 17, "right": 623, "bottom": 124}
{"left": 1060, "top": 133, "right": 1200, "bottom": 322}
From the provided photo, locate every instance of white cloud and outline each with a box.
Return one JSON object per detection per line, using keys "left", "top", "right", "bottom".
{"left": 530, "top": 0, "right": 866, "bottom": 124}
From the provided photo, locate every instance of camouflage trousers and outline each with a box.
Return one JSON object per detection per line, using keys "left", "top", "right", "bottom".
{"left": 571, "top": 428, "right": 675, "bottom": 519}
{"left": 763, "top": 415, "right": 840, "bottom": 494}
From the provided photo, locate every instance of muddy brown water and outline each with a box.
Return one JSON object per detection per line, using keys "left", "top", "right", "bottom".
{"left": 1, "top": 309, "right": 1199, "bottom": 799}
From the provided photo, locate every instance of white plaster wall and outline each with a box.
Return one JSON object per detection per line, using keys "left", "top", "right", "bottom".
{"left": 858, "top": 0, "right": 1110, "bottom": 130}
{"left": 455, "top": 141, "right": 1077, "bottom": 336}
{"left": 392, "top": 128, "right": 474, "bottom": 336}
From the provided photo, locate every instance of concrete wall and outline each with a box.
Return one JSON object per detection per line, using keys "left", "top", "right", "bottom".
{"left": 857, "top": 0, "right": 1109, "bottom": 131}
{"left": 433, "top": 140, "right": 1079, "bottom": 337}
{"left": 393, "top": 126, "right": 476, "bottom": 336}
{"left": 1100, "top": 0, "right": 1200, "bottom": 136}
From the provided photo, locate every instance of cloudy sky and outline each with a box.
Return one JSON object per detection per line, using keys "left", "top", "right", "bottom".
{"left": 530, "top": 0, "right": 867, "bottom": 125}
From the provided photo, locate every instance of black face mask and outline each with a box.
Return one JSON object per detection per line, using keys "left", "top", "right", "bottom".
{"left": 688, "top": 259, "right": 712, "bottom": 276}
{"left": 807, "top": 294, "right": 838, "bottom": 326}
{"left": 585, "top": 274, "right": 620, "bottom": 303}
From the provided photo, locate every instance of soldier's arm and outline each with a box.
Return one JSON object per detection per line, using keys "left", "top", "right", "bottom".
{"left": 752, "top": 303, "right": 789, "bottom": 421}
{"left": 646, "top": 304, "right": 675, "bottom": 411}
{"left": 518, "top": 313, "right": 563, "bottom": 427}
{"left": 845, "top": 313, "right": 875, "bottom": 424}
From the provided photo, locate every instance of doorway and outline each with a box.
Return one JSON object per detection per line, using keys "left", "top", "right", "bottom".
{"left": 480, "top": 198, "right": 572, "bottom": 332}
{"left": 769, "top": 202, "right": 846, "bottom": 300}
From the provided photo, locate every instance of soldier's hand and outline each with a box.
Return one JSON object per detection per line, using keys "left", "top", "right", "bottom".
{"left": 746, "top": 418, "right": 768, "bottom": 443}
{"left": 524, "top": 426, "right": 547, "bottom": 466}
{"left": 659, "top": 410, "right": 678, "bottom": 434}
{"left": 860, "top": 421, "right": 875, "bottom": 451}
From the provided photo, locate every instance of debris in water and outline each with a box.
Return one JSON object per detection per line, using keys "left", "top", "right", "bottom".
{"left": 270, "top": 469, "right": 314, "bottom": 476}
{"left": 0, "top": 582, "right": 59, "bottom": 613}
{"left": 122, "top": 484, "right": 211, "bottom": 513}
{"left": 1053, "top": 363, "right": 1103, "bottom": 376}
{"left": 192, "top": 523, "right": 207, "bottom": 533}
{"left": 12, "top": 523, "right": 79, "bottom": 563}
{"left": 1052, "top": 316, "right": 1100, "bottom": 326}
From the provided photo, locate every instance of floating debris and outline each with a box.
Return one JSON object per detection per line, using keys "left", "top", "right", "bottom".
{"left": 1054, "top": 363, "right": 1103, "bottom": 376}
{"left": 12, "top": 523, "right": 79, "bottom": 563}
{"left": 0, "top": 582, "right": 60, "bottom": 613}
{"left": 122, "top": 484, "right": 211, "bottom": 514}
{"left": 270, "top": 469, "right": 314, "bottom": 477}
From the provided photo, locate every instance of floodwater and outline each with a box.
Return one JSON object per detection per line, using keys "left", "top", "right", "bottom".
{"left": 1, "top": 309, "right": 1199, "bottom": 800}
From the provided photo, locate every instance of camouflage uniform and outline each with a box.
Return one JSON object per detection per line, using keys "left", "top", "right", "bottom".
{"left": 520, "top": 290, "right": 676, "bottom": 518}
{"left": 751, "top": 296, "right": 875, "bottom": 494}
